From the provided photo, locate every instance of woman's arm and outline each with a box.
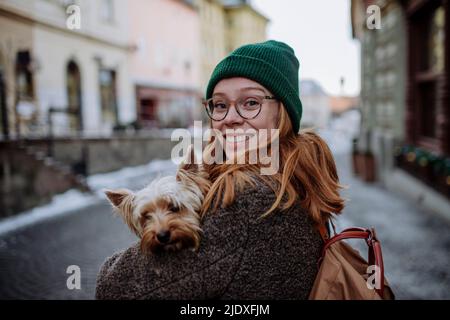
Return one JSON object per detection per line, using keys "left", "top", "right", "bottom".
{"left": 95, "top": 185, "right": 254, "bottom": 300}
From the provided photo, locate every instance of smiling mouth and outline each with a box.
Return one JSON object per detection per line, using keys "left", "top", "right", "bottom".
{"left": 223, "top": 135, "right": 254, "bottom": 143}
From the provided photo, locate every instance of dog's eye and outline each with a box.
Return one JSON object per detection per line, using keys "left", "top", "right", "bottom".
{"left": 168, "top": 204, "right": 180, "bottom": 213}
{"left": 141, "top": 211, "right": 153, "bottom": 220}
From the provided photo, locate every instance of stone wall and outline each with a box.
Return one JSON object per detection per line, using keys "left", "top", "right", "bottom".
{"left": 0, "top": 144, "right": 87, "bottom": 217}
{"left": 0, "top": 135, "right": 177, "bottom": 217}
{"left": 48, "top": 136, "right": 177, "bottom": 175}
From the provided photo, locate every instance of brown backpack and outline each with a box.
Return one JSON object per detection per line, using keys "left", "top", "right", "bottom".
{"left": 309, "top": 223, "right": 395, "bottom": 300}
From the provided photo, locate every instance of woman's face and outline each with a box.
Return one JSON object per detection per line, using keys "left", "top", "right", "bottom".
{"left": 211, "top": 77, "right": 280, "bottom": 156}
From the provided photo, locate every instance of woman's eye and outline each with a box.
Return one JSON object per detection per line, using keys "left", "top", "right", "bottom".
{"left": 243, "top": 100, "right": 259, "bottom": 108}
{"left": 214, "top": 103, "right": 227, "bottom": 110}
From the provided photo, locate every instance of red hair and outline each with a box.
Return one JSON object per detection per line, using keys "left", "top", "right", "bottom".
{"left": 201, "top": 104, "right": 347, "bottom": 226}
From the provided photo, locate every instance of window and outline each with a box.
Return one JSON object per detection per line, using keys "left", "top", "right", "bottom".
{"left": 67, "top": 60, "right": 83, "bottom": 131}
{"left": 100, "top": 0, "right": 115, "bottom": 23}
{"left": 0, "top": 65, "right": 8, "bottom": 138}
{"left": 425, "top": 6, "right": 445, "bottom": 73}
{"left": 407, "top": 1, "right": 447, "bottom": 151}
{"left": 99, "top": 69, "right": 118, "bottom": 125}
{"left": 15, "top": 51, "right": 33, "bottom": 100}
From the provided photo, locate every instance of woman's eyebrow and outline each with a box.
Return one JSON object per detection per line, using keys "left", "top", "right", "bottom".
{"left": 239, "top": 87, "right": 266, "bottom": 93}
{"left": 212, "top": 87, "right": 266, "bottom": 97}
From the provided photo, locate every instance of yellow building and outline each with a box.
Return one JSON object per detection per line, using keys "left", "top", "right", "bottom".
{"left": 196, "top": 0, "right": 269, "bottom": 96}
{"left": 196, "top": 0, "right": 227, "bottom": 95}
{"left": 223, "top": 1, "right": 269, "bottom": 53}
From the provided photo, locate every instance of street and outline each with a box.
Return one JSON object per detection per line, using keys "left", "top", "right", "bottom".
{"left": 0, "top": 201, "right": 136, "bottom": 299}
{"left": 0, "top": 165, "right": 176, "bottom": 299}
{"left": 0, "top": 150, "right": 449, "bottom": 299}
{"left": 334, "top": 152, "right": 450, "bottom": 299}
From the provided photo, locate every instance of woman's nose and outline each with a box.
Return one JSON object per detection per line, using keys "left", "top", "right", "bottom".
{"left": 222, "top": 104, "right": 244, "bottom": 125}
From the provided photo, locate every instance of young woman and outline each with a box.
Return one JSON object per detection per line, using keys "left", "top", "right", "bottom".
{"left": 96, "top": 40, "right": 345, "bottom": 300}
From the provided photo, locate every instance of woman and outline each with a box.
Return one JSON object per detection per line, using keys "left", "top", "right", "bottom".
{"left": 95, "top": 40, "right": 345, "bottom": 300}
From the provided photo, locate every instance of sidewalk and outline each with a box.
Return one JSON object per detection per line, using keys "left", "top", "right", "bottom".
{"left": 333, "top": 152, "right": 450, "bottom": 299}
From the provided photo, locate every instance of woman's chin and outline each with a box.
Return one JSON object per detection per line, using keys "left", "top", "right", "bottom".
{"left": 224, "top": 140, "right": 248, "bottom": 162}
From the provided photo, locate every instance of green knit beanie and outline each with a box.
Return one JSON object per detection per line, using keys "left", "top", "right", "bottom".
{"left": 206, "top": 40, "right": 303, "bottom": 133}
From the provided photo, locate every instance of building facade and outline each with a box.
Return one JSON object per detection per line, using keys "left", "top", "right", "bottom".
{"left": 128, "top": 0, "right": 201, "bottom": 129}
{"left": 196, "top": 0, "right": 227, "bottom": 96}
{"left": 222, "top": 0, "right": 269, "bottom": 53}
{"left": 0, "top": 0, "right": 135, "bottom": 138}
{"left": 352, "top": 0, "right": 407, "bottom": 183}
{"left": 196, "top": 0, "right": 268, "bottom": 102}
{"left": 351, "top": 0, "right": 449, "bottom": 216}
{"left": 0, "top": 0, "right": 269, "bottom": 136}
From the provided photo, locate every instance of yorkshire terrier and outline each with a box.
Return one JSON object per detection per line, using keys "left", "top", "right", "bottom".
{"left": 105, "top": 147, "right": 210, "bottom": 254}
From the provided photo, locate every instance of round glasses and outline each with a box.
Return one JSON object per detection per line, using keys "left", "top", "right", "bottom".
{"left": 203, "top": 95, "right": 277, "bottom": 121}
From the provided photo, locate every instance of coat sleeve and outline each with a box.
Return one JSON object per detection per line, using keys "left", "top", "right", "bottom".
{"left": 95, "top": 185, "right": 255, "bottom": 300}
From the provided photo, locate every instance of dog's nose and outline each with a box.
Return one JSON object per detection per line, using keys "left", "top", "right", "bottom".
{"left": 156, "top": 231, "right": 171, "bottom": 244}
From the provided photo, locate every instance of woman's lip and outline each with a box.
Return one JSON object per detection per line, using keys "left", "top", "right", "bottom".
{"left": 224, "top": 135, "right": 251, "bottom": 143}
{"left": 223, "top": 134, "right": 255, "bottom": 138}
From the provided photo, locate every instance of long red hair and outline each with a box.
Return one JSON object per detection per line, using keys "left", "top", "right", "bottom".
{"left": 200, "top": 104, "right": 347, "bottom": 226}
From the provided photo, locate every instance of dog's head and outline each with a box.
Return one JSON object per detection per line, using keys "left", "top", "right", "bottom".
{"left": 105, "top": 147, "right": 210, "bottom": 254}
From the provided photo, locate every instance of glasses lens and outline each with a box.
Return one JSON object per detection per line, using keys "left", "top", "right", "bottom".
{"left": 206, "top": 99, "right": 228, "bottom": 120}
{"left": 205, "top": 96, "right": 264, "bottom": 120}
{"left": 237, "top": 97, "right": 262, "bottom": 119}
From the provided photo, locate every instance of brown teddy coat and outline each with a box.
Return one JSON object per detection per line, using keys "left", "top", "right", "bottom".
{"left": 95, "top": 177, "right": 323, "bottom": 300}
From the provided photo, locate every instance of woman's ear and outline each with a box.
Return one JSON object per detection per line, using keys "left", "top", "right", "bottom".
{"left": 275, "top": 102, "right": 282, "bottom": 128}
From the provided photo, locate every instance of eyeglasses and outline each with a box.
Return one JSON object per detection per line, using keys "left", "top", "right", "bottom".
{"left": 203, "top": 95, "right": 277, "bottom": 121}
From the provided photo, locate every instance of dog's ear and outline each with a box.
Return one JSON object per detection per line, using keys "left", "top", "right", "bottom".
{"left": 178, "top": 144, "right": 200, "bottom": 174}
{"left": 104, "top": 189, "right": 133, "bottom": 208}
{"left": 105, "top": 189, "right": 140, "bottom": 236}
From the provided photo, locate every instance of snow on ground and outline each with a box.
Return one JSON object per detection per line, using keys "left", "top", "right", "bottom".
{"left": 0, "top": 159, "right": 177, "bottom": 236}
{"left": 0, "top": 190, "right": 99, "bottom": 237}
{"left": 87, "top": 159, "right": 177, "bottom": 193}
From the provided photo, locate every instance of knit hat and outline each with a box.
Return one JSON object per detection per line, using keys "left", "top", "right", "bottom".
{"left": 206, "top": 40, "right": 303, "bottom": 133}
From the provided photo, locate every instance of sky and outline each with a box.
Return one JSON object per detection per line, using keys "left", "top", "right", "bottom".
{"left": 251, "top": 0, "right": 361, "bottom": 96}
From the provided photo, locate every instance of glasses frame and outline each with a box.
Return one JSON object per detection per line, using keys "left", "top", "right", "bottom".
{"left": 203, "top": 95, "right": 277, "bottom": 121}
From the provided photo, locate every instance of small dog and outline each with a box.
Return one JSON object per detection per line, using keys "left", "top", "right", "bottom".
{"left": 105, "top": 147, "right": 210, "bottom": 254}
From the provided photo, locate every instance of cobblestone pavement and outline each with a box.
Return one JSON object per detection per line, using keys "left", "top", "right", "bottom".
{"left": 1, "top": 153, "right": 449, "bottom": 299}
{"left": 0, "top": 169, "right": 176, "bottom": 299}
{"left": 0, "top": 201, "right": 136, "bottom": 299}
